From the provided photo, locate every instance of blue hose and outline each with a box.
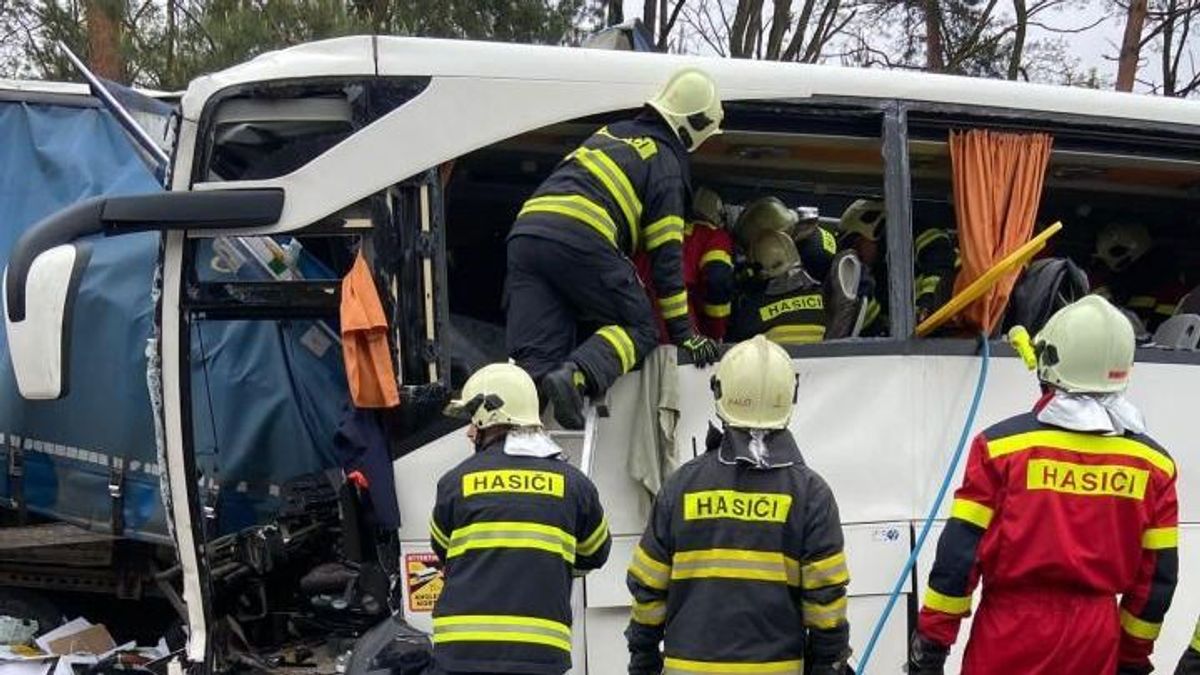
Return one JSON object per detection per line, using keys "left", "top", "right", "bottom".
{"left": 856, "top": 335, "right": 991, "bottom": 674}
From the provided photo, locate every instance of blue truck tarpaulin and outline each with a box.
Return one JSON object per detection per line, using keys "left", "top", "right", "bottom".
{"left": 0, "top": 97, "right": 347, "bottom": 543}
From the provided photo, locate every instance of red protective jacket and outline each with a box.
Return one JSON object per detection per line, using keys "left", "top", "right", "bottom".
{"left": 635, "top": 221, "right": 734, "bottom": 342}
{"left": 919, "top": 399, "right": 1179, "bottom": 674}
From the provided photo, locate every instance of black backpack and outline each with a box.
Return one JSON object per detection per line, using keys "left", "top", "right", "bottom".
{"left": 1004, "top": 258, "right": 1090, "bottom": 335}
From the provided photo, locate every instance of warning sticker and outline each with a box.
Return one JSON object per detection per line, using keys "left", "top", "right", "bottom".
{"left": 406, "top": 552, "right": 445, "bottom": 612}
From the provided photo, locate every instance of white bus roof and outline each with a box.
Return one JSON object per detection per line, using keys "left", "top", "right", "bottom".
{"left": 0, "top": 78, "right": 176, "bottom": 100}
{"left": 182, "top": 35, "right": 1200, "bottom": 128}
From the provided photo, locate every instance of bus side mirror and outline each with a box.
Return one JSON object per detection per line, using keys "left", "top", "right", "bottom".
{"left": 4, "top": 243, "right": 91, "bottom": 399}
{"left": 4, "top": 189, "right": 284, "bottom": 400}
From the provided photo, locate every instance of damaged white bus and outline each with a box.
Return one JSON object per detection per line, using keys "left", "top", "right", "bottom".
{"left": 5, "top": 36, "right": 1199, "bottom": 674}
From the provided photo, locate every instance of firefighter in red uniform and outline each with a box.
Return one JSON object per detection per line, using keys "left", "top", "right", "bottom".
{"left": 909, "top": 295, "right": 1179, "bottom": 675}
{"left": 635, "top": 186, "right": 735, "bottom": 342}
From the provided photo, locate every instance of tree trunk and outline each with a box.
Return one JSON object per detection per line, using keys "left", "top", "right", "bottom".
{"left": 781, "top": 0, "right": 817, "bottom": 61}
{"left": 924, "top": 0, "right": 944, "bottom": 72}
{"left": 1007, "top": 0, "right": 1027, "bottom": 79}
{"left": 85, "top": 0, "right": 124, "bottom": 81}
{"left": 658, "top": 1, "right": 687, "bottom": 50}
{"left": 730, "top": 0, "right": 753, "bottom": 57}
{"left": 607, "top": 0, "right": 623, "bottom": 26}
{"left": 745, "top": 0, "right": 764, "bottom": 57}
{"left": 1161, "top": 0, "right": 1177, "bottom": 94}
{"left": 1116, "top": 0, "right": 1148, "bottom": 92}
{"left": 766, "top": 0, "right": 795, "bottom": 60}
{"left": 644, "top": 0, "right": 658, "bottom": 43}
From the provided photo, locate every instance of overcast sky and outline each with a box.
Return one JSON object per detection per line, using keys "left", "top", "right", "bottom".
{"left": 620, "top": 1, "right": 1155, "bottom": 90}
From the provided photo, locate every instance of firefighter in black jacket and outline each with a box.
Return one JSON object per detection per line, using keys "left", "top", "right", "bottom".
{"left": 1180, "top": 616, "right": 1200, "bottom": 675}
{"left": 625, "top": 335, "right": 852, "bottom": 675}
{"left": 728, "top": 230, "right": 828, "bottom": 345}
{"left": 506, "top": 68, "right": 725, "bottom": 430}
{"left": 430, "top": 363, "right": 612, "bottom": 675}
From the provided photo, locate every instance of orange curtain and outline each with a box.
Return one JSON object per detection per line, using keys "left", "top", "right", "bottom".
{"left": 341, "top": 251, "right": 400, "bottom": 408}
{"left": 950, "top": 129, "right": 1053, "bottom": 333}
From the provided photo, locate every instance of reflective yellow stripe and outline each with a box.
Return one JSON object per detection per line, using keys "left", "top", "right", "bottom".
{"left": 802, "top": 596, "right": 848, "bottom": 629}
{"left": 864, "top": 299, "right": 881, "bottom": 326}
{"left": 1191, "top": 617, "right": 1200, "bottom": 651}
{"left": 923, "top": 587, "right": 972, "bottom": 615}
{"left": 433, "top": 614, "right": 571, "bottom": 652}
{"left": 916, "top": 275, "right": 941, "bottom": 298}
{"left": 915, "top": 228, "right": 949, "bottom": 254}
{"left": 671, "top": 549, "right": 800, "bottom": 586}
{"left": 520, "top": 195, "right": 619, "bottom": 248}
{"left": 658, "top": 290, "right": 689, "bottom": 320}
{"left": 430, "top": 518, "right": 450, "bottom": 548}
{"left": 800, "top": 552, "right": 849, "bottom": 590}
{"left": 644, "top": 215, "right": 685, "bottom": 251}
{"left": 447, "top": 521, "right": 576, "bottom": 562}
{"left": 596, "top": 325, "right": 636, "bottom": 373}
{"left": 1120, "top": 609, "right": 1162, "bottom": 640}
{"left": 571, "top": 147, "right": 642, "bottom": 237}
{"left": 629, "top": 545, "right": 670, "bottom": 590}
{"left": 703, "top": 302, "right": 731, "bottom": 318}
{"left": 820, "top": 228, "right": 837, "bottom": 254}
{"left": 1141, "top": 526, "right": 1178, "bottom": 550}
{"left": 1128, "top": 296, "right": 1156, "bottom": 309}
{"left": 663, "top": 657, "right": 803, "bottom": 674}
{"left": 1155, "top": 304, "right": 1175, "bottom": 317}
{"left": 578, "top": 516, "right": 609, "bottom": 557}
{"left": 950, "top": 498, "right": 994, "bottom": 529}
{"left": 986, "top": 430, "right": 1175, "bottom": 477}
{"left": 765, "top": 324, "right": 826, "bottom": 345}
{"left": 631, "top": 599, "right": 666, "bottom": 626}
{"left": 700, "top": 249, "right": 733, "bottom": 267}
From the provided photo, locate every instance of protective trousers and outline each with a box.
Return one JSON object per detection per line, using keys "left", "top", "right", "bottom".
{"left": 961, "top": 590, "right": 1118, "bottom": 675}
{"left": 506, "top": 234, "right": 658, "bottom": 394}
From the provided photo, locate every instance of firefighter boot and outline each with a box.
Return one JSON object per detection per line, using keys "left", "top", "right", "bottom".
{"left": 542, "top": 363, "right": 586, "bottom": 430}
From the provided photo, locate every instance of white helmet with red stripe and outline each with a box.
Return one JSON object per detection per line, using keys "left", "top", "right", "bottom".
{"left": 1034, "top": 295, "right": 1135, "bottom": 394}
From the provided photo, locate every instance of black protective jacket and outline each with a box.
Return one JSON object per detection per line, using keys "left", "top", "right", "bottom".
{"left": 429, "top": 438, "right": 611, "bottom": 674}
{"left": 728, "top": 267, "right": 828, "bottom": 345}
{"left": 625, "top": 428, "right": 850, "bottom": 675}
{"left": 510, "top": 112, "right": 693, "bottom": 340}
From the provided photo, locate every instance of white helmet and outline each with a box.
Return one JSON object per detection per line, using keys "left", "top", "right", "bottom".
{"left": 839, "top": 199, "right": 886, "bottom": 241}
{"left": 711, "top": 335, "right": 797, "bottom": 429}
{"left": 1095, "top": 223, "right": 1151, "bottom": 271}
{"left": 444, "top": 363, "right": 542, "bottom": 429}
{"left": 1034, "top": 295, "right": 1135, "bottom": 394}
{"left": 647, "top": 68, "right": 724, "bottom": 153}
{"left": 751, "top": 230, "right": 801, "bottom": 279}
{"left": 692, "top": 187, "right": 724, "bottom": 227}
{"left": 735, "top": 196, "right": 800, "bottom": 249}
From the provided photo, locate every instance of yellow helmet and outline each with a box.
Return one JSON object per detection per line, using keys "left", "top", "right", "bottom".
{"left": 1034, "top": 295, "right": 1135, "bottom": 394}
{"left": 735, "top": 196, "right": 800, "bottom": 249}
{"left": 711, "top": 335, "right": 797, "bottom": 429}
{"left": 444, "top": 363, "right": 543, "bottom": 429}
{"left": 647, "top": 67, "right": 724, "bottom": 153}
{"left": 692, "top": 187, "right": 724, "bottom": 227}
{"left": 751, "top": 230, "right": 801, "bottom": 279}
{"left": 839, "top": 199, "right": 886, "bottom": 241}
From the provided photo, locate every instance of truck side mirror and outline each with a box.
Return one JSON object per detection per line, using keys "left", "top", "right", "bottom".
{"left": 4, "top": 243, "right": 91, "bottom": 399}
{"left": 4, "top": 189, "right": 284, "bottom": 400}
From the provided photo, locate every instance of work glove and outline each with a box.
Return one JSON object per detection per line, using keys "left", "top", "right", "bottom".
{"left": 679, "top": 334, "right": 720, "bottom": 367}
{"left": 1116, "top": 662, "right": 1154, "bottom": 675}
{"left": 628, "top": 649, "right": 663, "bottom": 675}
{"left": 906, "top": 633, "right": 949, "bottom": 675}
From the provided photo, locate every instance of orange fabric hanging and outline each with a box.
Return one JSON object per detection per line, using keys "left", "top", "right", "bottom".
{"left": 341, "top": 251, "right": 400, "bottom": 408}
{"left": 950, "top": 129, "right": 1053, "bottom": 333}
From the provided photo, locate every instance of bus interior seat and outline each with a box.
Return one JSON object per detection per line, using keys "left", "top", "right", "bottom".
{"left": 825, "top": 249, "right": 863, "bottom": 339}
{"left": 1151, "top": 313, "right": 1200, "bottom": 351}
